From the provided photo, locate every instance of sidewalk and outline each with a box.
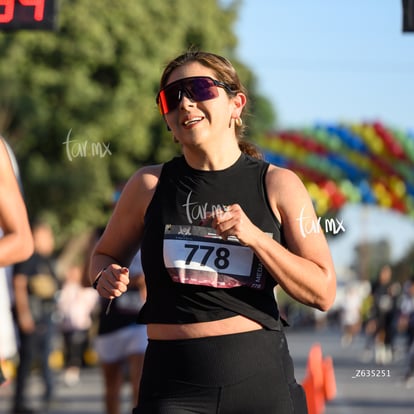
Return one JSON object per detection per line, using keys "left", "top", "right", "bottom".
{"left": 0, "top": 364, "right": 133, "bottom": 414}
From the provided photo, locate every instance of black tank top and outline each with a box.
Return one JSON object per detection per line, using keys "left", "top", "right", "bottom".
{"left": 138, "top": 153, "right": 286, "bottom": 330}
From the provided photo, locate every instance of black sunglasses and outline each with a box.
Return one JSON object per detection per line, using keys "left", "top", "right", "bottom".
{"left": 156, "top": 76, "right": 235, "bottom": 115}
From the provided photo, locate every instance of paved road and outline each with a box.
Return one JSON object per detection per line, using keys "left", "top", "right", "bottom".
{"left": 1, "top": 326, "right": 413, "bottom": 413}
{"left": 287, "top": 327, "right": 414, "bottom": 414}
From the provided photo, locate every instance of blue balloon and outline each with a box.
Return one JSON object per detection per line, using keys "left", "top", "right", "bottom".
{"left": 326, "top": 154, "right": 367, "bottom": 182}
{"left": 359, "top": 180, "right": 377, "bottom": 204}
{"left": 262, "top": 151, "right": 288, "bottom": 167}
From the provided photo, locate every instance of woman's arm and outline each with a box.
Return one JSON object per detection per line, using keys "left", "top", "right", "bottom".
{"left": 0, "top": 139, "right": 34, "bottom": 266}
{"left": 213, "top": 166, "right": 336, "bottom": 311}
{"left": 89, "top": 165, "right": 161, "bottom": 298}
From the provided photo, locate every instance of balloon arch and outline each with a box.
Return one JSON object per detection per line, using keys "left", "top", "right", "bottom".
{"left": 259, "top": 121, "right": 414, "bottom": 218}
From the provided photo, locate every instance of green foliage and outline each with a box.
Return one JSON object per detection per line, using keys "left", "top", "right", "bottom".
{"left": 0, "top": 0, "right": 276, "bottom": 246}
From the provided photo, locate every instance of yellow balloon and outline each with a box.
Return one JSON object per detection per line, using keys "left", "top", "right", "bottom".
{"left": 389, "top": 176, "right": 406, "bottom": 198}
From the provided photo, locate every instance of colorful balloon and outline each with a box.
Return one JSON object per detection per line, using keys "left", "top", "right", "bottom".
{"left": 260, "top": 122, "right": 414, "bottom": 218}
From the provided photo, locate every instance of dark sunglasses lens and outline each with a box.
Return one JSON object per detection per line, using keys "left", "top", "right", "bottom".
{"left": 188, "top": 78, "right": 218, "bottom": 101}
{"left": 158, "top": 77, "right": 219, "bottom": 114}
{"left": 158, "top": 84, "right": 180, "bottom": 115}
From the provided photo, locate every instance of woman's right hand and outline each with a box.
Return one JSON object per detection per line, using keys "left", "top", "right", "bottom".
{"left": 95, "top": 265, "right": 130, "bottom": 299}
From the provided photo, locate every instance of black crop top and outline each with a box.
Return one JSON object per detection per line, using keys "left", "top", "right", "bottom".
{"left": 137, "top": 153, "right": 286, "bottom": 330}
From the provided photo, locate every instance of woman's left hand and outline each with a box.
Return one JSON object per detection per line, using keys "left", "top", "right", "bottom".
{"left": 212, "top": 204, "right": 261, "bottom": 246}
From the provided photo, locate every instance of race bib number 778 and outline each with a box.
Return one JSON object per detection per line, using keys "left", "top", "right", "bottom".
{"left": 163, "top": 225, "right": 269, "bottom": 290}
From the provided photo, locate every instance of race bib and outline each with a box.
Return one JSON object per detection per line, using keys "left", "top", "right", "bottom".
{"left": 163, "top": 225, "right": 269, "bottom": 290}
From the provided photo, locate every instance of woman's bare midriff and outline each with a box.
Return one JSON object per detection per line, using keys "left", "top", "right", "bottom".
{"left": 147, "top": 315, "right": 263, "bottom": 340}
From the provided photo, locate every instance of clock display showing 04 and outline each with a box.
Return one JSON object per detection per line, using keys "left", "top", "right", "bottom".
{"left": 0, "top": 0, "right": 56, "bottom": 30}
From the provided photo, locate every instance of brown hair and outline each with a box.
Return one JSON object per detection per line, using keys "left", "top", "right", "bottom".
{"left": 160, "top": 49, "right": 263, "bottom": 159}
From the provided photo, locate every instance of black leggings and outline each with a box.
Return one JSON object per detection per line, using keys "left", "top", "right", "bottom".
{"left": 133, "top": 329, "right": 307, "bottom": 414}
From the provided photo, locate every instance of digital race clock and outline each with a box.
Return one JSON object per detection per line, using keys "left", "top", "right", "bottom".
{"left": 0, "top": 0, "right": 57, "bottom": 31}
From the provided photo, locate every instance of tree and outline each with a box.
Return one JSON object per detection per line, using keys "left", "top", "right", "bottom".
{"left": 351, "top": 240, "right": 392, "bottom": 281}
{"left": 0, "top": 0, "right": 276, "bottom": 245}
{"left": 394, "top": 243, "right": 414, "bottom": 282}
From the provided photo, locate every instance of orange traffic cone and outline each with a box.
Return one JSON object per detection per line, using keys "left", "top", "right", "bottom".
{"left": 303, "top": 343, "right": 325, "bottom": 414}
{"left": 306, "top": 343, "right": 324, "bottom": 389}
{"left": 322, "top": 356, "right": 337, "bottom": 401}
{"left": 302, "top": 373, "right": 318, "bottom": 414}
{"left": 302, "top": 343, "right": 338, "bottom": 414}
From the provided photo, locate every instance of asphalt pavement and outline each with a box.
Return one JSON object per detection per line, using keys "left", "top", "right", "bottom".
{"left": 287, "top": 326, "right": 414, "bottom": 414}
{"left": 0, "top": 326, "right": 413, "bottom": 414}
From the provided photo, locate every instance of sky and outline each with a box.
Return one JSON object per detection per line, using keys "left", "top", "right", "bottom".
{"left": 233, "top": 0, "right": 414, "bottom": 131}
{"left": 230, "top": 0, "right": 414, "bottom": 276}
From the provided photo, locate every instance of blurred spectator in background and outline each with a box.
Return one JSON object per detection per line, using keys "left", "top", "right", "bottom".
{"left": 340, "top": 281, "right": 364, "bottom": 347}
{"left": 398, "top": 277, "right": 414, "bottom": 385}
{"left": 82, "top": 183, "right": 147, "bottom": 413}
{"left": 11, "top": 220, "right": 59, "bottom": 414}
{"left": 383, "top": 280, "right": 402, "bottom": 362}
{"left": 0, "top": 137, "right": 33, "bottom": 386}
{"left": 85, "top": 227, "right": 147, "bottom": 414}
{"left": 370, "top": 264, "right": 396, "bottom": 364}
{"left": 57, "top": 263, "right": 98, "bottom": 387}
